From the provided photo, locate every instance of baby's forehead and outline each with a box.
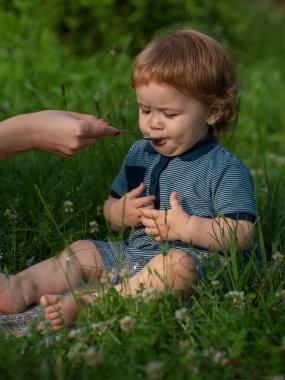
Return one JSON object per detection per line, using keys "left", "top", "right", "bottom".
{"left": 135, "top": 83, "right": 198, "bottom": 108}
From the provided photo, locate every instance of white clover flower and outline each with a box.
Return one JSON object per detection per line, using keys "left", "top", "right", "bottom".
{"left": 225, "top": 291, "right": 245, "bottom": 309}
{"left": 174, "top": 307, "right": 190, "bottom": 324}
{"left": 268, "top": 153, "right": 285, "bottom": 166}
{"left": 4, "top": 208, "right": 11, "bottom": 217}
{"left": 145, "top": 361, "right": 164, "bottom": 380}
{"left": 91, "top": 321, "right": 108, "bottom": 335}
{"left": 250, "top": 168, "right": 264, "bottom": 177}
{"left": 89, "top": 220, "right": 99, "bottom": 234}
{"left": 63, "top": 200, "right": 74, "bottom": 213}
{"left": 225, "top": 290, "right": 244, "bottom": 298}
{"left": 275, "top": 290, "right": 285, "bottom": 299}
{"left": 67, "top": 342, "right": 86, "bottom": 360}
{"left": 178, "top": 340, "right": 190, "bottom": 352}
{"left": 272, "top": 252, "right": 283, "bottom": 263}
{"left": 110, "top": 47, "right": 117, "bottom": 56}
{"left": 84, "top": 346, "right": 102, "bottom": 367}
{"left": 9, "top": 214, "right": 18, "bottom": 223}
{"left": 119, "top": 316, "right": 136, "bottom": 332}
{"left": 3, "top": 100, "right": 10, "bottom": 108}
{"left": 187, "top": 362, "right": 199, "bottom": 374}
{"left": 67, "top": 327, "right": 84, "bottom": 339}
{"left": 211, "top": 280, "right": 220, "bottom": 286}
{"left": 101, "top": 268, "right": 119, "bottom": 286}
{"left": 140, "top": 287, "right": 162, "bottom": 302}
{"left": 185, "top": 349, "right": 196, "bottom": 361}
{"left": 119, "top": 267, "right": 131, "bottom": 280}
{"left": 260, "top": 187, "right": 269, "bottom": 195}
{"left": 203, "top": 347, "right": 228, "bottom": 366}
{"left": 96, "top": 206, "right": 102, "bottom": 216}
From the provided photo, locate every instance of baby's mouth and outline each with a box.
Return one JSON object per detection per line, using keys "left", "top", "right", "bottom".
{"left": 151, "top": 137, "right": 166, "bottom": 145}
{"left": 143, "top": 136, "right": 162, "bottom": 141}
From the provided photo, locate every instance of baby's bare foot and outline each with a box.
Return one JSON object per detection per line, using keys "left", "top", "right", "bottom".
{"left": 0, "top": 274, "right": 27, "bottom": 314}
{"left": 40, "top": 294, "right": 81, "bottom": 331}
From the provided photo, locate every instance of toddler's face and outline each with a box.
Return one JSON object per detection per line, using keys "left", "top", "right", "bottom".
{"left": 136, "top": 83, "right": 216, "bottom": 157}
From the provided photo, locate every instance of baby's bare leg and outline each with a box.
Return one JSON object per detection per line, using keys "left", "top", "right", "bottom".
{"left": 0, "top": 240, "right": 103, "bottom": 314}
{"left": 117, "top": 249, "right": 198, "bottom": 297}
{"left": 41, "top": 250, "right": 197, "bottom": 330}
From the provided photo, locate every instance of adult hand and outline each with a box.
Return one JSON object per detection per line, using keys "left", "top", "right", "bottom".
{"left": 140, "top": 191, "right": 190, "bottom": 242}
{"left": 26, "top": 110, "right": 119, "bottom": 157}
{"left": 0, "top": 110, "right": 119, "bottom": 159}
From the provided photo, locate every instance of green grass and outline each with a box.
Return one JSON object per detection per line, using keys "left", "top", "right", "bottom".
{"left": 1, "top": 3, "right": 285, "bottom": 379}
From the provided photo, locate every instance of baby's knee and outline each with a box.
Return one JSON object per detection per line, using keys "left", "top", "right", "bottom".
{"left": 164, "top": 250, "right": 198, "bottom": 296}
{"left": 68, "top": 240, "right": 92, "bottom": 252}
{"left": 152, "top": 250, "right": 198, "bottom": 282}
{"left": 169, "top": 250, "right": 198, "bottom": 278}
{"left": 64, "top": 240, "right": 97, "bottom": 261}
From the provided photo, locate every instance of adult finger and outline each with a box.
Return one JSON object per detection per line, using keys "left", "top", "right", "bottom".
{"left": 66, "top": 112, "right": 108, "bottom": 126}
{"left": 81, "top": 122, "right": 120, "bottom": 138}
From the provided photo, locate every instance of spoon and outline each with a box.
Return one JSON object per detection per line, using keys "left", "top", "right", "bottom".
{"left": 119, "top": 129, "right": 161, "bottom": 141}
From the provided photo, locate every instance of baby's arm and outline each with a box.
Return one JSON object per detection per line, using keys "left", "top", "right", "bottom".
{"left": 104, "top": 183, "right": 155, "bottom": 231}
{"left": 184, "top": 215, "right": 255, "bottom": 251}
{"left": 140, "top": 191, "right": 255, "bottom": 251}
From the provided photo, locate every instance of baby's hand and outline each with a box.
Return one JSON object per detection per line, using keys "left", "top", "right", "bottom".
{"left": 140, "top": 191, "right": 190, "bottom": 242}
{"left": 120, "top": 183, "right": 155, "bottom": 228}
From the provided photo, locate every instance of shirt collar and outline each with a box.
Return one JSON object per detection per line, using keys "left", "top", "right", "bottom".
{"left": 144, "top": 132, "right": 218, "bottom": 161}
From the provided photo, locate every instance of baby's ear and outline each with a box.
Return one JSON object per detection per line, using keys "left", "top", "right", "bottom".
{"left": 207, "top": 104, "right": 223, "bottom": 126}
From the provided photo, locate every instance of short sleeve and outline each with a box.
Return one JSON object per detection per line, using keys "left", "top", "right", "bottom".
{"left": 212, "top": 161, "right": 256, "bottom": 222}
{"left": 110, "top": 152, "right": 130, "bottom": 199}
{"left": 111, "top": 142, "right": 148, "bottom": 198}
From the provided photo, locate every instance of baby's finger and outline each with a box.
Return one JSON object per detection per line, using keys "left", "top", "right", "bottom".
{"left": 127, "top": 183, "right": 145, "bottom": 199}
{"left": 140, "top": 215, "right": 157, "bottom": 227}
{"left": 140, "top": 208, "right": 158, "bottom": 218}
{"left": 144, "top": 227, "right": 158, "bottom": 237}
{"left": 136, "top": 195, "right": 155, "bottom": 208}
{"left": 143, "top": 203, "right": 155, "bottom": 210}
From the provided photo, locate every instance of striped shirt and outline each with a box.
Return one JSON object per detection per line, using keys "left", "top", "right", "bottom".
{"left": 110, "top": 133, "right": 256, "bottom": 263}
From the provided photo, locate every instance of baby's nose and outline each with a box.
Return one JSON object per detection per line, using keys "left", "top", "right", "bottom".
{"left": 149, "top": 113, "right": 162, "bottom": 129}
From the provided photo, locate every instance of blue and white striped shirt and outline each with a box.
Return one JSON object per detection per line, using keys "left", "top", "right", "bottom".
{"left": 110, "top": 134, "right": 256, "bottom": 262}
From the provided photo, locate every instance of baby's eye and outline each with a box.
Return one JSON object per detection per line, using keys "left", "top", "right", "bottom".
{"left": 140, "top": 108, "right": 151, "bottom": 115}
{"left": 163, "top": 112, "right": 178, "bottom": 119}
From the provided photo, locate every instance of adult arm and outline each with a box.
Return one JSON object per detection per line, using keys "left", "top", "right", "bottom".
{"left": 0, "top": 110, "right": 119, "bottom": 159}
